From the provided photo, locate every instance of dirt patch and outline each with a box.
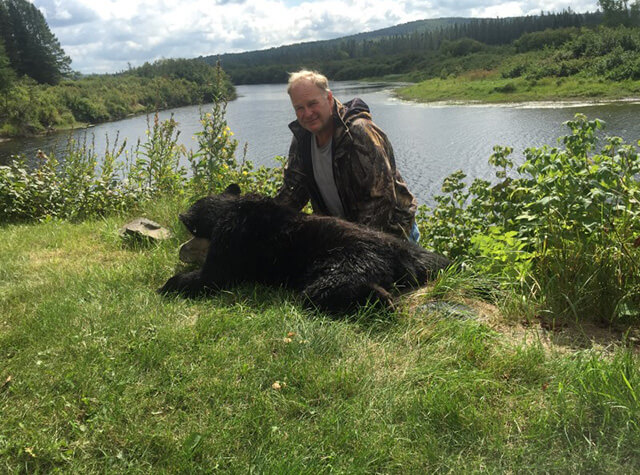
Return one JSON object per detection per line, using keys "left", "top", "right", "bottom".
{"left": 403, "top": 289, "right": 639, "bottom": 354}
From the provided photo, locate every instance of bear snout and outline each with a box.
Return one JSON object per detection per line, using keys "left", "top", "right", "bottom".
{"left": 178, "top": 213, "right": 195, "bottom": 234}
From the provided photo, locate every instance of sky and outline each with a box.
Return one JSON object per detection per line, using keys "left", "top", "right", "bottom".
{"left": 32, "top": 0, "right": 600, "bottom": 74}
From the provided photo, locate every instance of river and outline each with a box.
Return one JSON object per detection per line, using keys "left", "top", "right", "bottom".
{"left": 2, "top": 82, "right": 640, "bottom": 206}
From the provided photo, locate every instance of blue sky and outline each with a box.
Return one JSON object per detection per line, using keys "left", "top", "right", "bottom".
{"left": 32, "top": 0, "right": 600, "bottom": 74}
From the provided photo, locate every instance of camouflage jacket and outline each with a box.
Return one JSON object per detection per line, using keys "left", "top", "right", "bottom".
{"left": 274, "top": 98, "right": 417, "bottom": 238}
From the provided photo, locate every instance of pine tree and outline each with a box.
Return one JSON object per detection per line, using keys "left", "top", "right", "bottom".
{"left": 0, "top": 39, "right": 14, "bottom": 113}
{"left": 0, "top": 0, "right": 71, "bottom": 84}
{"left": 598, "top": 0, "right": 640, "bottom": 26}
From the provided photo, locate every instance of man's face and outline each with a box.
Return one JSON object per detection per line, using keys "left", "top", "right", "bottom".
{"left": 289, "top": 80, "right": 334, "bottom": 136}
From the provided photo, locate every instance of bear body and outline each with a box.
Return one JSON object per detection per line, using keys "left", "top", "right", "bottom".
{"left": 159, "top": 185, "right": 450, "bottom": 314}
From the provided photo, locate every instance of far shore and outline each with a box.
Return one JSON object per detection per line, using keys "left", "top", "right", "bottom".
{"left": 391, "top": 93, "right": 640, "bottom": 109}
{"left": 393, "top": 75, "right": 640, "bottom": 107}
{"left": 0, "top": 121, "right": 92, "bottom": 142}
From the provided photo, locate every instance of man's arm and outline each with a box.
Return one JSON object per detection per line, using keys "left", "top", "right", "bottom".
{"left": 274, "top": 137, "right": 310, "bottom": 211}
{"left": 347, "top": 120, "right": 415, "bottom": 237}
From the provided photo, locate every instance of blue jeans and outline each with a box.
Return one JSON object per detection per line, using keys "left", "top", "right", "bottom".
{"left": 408, "top": 221, "right": 420, "bottom": 244}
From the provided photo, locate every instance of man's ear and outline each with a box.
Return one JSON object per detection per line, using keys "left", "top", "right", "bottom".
{"left": 223, "top": 183, "right": 241, "bottom": 196}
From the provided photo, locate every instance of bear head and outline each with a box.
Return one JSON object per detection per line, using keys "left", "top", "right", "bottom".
{"left": 179, "top": 184, "right": 241, "bottom": 238}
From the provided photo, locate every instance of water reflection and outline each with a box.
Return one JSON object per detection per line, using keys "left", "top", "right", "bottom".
{"left": 2, "top": 82, "right": 640, "bottom": 206}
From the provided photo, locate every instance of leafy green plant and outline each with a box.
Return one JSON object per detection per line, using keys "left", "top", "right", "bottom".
{"left": 0, "top": 135, "right": 139, "bottom": 222}
{"left": 420, "top": 114, "right": 640, "bottom": 323}
{"left": 0, "top": 93, "right": 284, "bottom": 224}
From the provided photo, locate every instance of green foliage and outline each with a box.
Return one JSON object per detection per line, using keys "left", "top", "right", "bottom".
{"left": 419, "top": 114, "right": 640, "bottom": 323}
{"left": 0, "top": 96, "right": 283, "bottom": 224}
{"left": 128, "top": 59, "right": 235, "bottom": 103}
{"left": 188, "top": 97, "right": 238, "bottom": 195}
{"left": 213, "top": 10, "right": 602, "bottom": 84}
{"left": 0, "top": 39, "right": 14, "bottom": 96}
{"left": 514, "top": 28, "right": 579, "bottom": 52}
{"left": 599, "top": 0, "right": 640, "bottom": 26}
{"left": 130, "top": 114, "right": 187, "bottom": 197}
{"left": 187, "top": 101, "right": 284, "bottom": 197}
{"left": 0, "top": 133, "right": 147, "bottom": 222}
{"left": 505, "top": 26, "right": 640, "bottom": 82}
{"left": 0, "top": 64, "right": 236, "bottom": 138}
{"left": 440, "top": 38, "right": 486, "bottom": 57}
{"left": 0, "top": 0, "right": 71, "bottom": 85}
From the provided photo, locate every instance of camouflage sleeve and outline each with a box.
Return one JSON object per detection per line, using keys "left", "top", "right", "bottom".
{"left": 347, "top": 119, "right": 404, "bottom": 235}
{"left": 274, "top": 137, "right": 310, "bottom": 211}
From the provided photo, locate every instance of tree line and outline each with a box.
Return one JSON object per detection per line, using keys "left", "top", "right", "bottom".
{"left": 0, "top": 0, "right": 71, "bottom": 86}
{"left": 0, "top": 0, "right": 234, "bottom": 138}
{"left": 205, "top": 10, "right": 605, "bottom": 84}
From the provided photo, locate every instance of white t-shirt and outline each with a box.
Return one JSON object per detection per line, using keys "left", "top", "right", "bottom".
{"left": 311, "top": 138, "right": 345, "bottom": 218}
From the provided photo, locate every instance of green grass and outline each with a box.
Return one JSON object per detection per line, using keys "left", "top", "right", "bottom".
{"left": 1, "top": 203, "right": 639, "bottom": 472}
{"left": 396, "top": 74, "right": 640, "bottom": 104}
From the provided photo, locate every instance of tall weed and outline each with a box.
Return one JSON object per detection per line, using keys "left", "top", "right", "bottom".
{"left": 129, "top": 113, "right": 186, "bottom": 196}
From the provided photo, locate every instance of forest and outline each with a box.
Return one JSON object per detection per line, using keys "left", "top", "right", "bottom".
{"left": 206, "top": 10, "right": 604, "bottom": 83}
{"left": 0, "top": 0, "right": 234, "bottom": 138}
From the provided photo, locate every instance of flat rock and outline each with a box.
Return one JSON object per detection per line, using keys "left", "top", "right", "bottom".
{"left": 119, "top": 218, "right": 172, "bottom": 241}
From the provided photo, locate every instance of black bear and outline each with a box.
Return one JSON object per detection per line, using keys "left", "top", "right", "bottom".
{"left": 158, "top": 184, "right": 450, "bottom": 314}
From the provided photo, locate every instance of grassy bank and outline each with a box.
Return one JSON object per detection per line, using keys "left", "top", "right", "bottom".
{"left": 1, "top": 204, "right": 639, "bottom": 472}
{"left": 392, "top": 26, "right": 640, "bottom": 104}
{"left": 0, "top": 59, "right": 235, "bottom": 138}
{"left": 396, "top": 72, "right": 640, "bottom": 104}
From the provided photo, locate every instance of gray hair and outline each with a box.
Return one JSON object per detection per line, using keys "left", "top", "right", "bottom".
{"left": 287, "top": 70, "right": 330, "bottom": 96}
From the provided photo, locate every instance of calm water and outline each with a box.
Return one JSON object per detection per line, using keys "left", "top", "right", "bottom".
{"left": 2, "top": 82, "right": 640, "bottom": 205}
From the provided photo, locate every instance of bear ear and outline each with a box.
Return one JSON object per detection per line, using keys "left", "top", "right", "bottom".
{"left": 223, "top": 183, "right": 241, "bottom": 196}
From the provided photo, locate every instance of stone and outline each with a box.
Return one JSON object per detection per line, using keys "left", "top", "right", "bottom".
{"left": 119, "top": 218, "right": 172, "bottom": 241}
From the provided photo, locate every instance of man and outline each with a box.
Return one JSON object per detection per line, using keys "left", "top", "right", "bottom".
{"left": 275, "top": 69, "right": 420, "bottom": 242}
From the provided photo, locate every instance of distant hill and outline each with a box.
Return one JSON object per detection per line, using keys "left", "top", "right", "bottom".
{"left": 201, "top": 17, "right": 473, "bottom": 69}
{"left": 199, "top": 11, "right": 601, "bottom": 84}
{"left": 327, "top": 17, "right": 473, "bottom": 42}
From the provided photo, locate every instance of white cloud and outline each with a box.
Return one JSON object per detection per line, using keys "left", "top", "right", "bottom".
{"left": 32, "top": 0, "right": 600, "bottom": 74}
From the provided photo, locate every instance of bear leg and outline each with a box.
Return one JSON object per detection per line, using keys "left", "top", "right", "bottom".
{"left": 158, "top": 270, "right": 210, "bottom": 298}
{"left": 302, "top": 274, "right": 394, "bottom": 314}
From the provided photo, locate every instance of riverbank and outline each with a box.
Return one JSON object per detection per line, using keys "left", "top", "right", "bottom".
{"left": 0, "top": 60, "right": 236, "bottom": 140}
{"left": 395, "top": 72, "right": 640, "bottom": 104}
{"left": 1, "top": 208, "right": 639, "bottom": 472}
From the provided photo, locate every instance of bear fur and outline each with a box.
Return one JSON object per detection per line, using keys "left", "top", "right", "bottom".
{"left": 158, "top": 184, "right": 451, "bottom": 314}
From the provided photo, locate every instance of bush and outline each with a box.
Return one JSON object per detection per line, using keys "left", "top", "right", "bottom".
{"left": 440, "top": 38, "right": 486, "bottom": 57}
{"left": 418, "top": 114, "right": 640, "bottom": 324}
{"left": 514, "top": 28, "right": 578, "bottom": 53}
{"left": 0, "top": 96, "right": 283, "bottom": 224}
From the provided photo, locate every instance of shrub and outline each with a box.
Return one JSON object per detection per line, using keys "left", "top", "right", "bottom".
{"left": 493, "top": 82, "right": 517, "bottom": 93}
{"left": 0, "top": 97, "right": 283, "bottom": 224}
{"left": 514, "top": 28, "right": 578, "bottom": 53}
{"left": 440, "top": 38, "right": 486, "bottom": 57}
{"left": 419, "top": 114, "right": 640, "bottom": 324}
